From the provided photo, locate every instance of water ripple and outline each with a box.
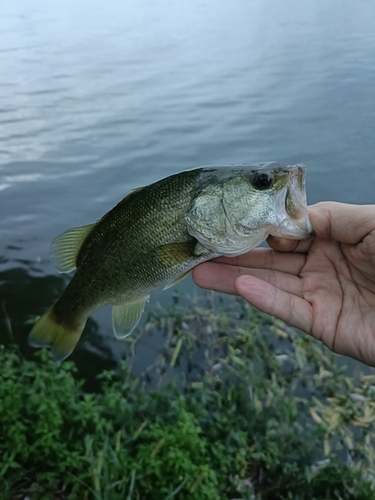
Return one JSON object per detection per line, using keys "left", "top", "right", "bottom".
{"left": 1, "top": 0, "right": 375, "bottom": 266}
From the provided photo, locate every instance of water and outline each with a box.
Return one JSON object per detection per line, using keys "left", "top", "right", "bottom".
{"left": 1, "top": 0, "right": 375, "bottom": 369}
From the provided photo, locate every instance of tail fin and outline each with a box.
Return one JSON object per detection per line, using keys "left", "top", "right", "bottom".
{"left": 29, "top": 306, "right": 86, "bottom": 361}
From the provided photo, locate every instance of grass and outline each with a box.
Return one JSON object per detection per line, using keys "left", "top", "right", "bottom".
{"left": 1, "top": 292, "right": 375, "bottom": 499}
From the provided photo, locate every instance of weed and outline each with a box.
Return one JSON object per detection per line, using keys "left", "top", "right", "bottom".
{"left": 1, "top": 293, "right": 374, "bottom": 499}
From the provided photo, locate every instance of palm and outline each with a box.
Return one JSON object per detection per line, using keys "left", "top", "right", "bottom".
{"left": 193, "top": 202, "right": 375, "bottom": 366}
{"left": 296, "top": 237, "right": 375, "bottom": 363}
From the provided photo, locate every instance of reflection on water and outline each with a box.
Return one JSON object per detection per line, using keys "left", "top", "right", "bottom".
{"left": 0, "top": 262, "right": 223, "bottom": 386}
{"left": 1, "top": 0, "right": 375, "bottom": 367}
{"left": 0, "top": 265, "right": 117, "bottom": 386}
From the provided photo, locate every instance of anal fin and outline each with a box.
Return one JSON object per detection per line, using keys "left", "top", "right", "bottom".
{"left": 112, "top": 296, "right": 149, "bottom": 339}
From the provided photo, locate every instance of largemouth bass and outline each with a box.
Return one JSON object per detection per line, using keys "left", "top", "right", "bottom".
{"left": 29, "top": 162, "right": 312, "bottom": 360}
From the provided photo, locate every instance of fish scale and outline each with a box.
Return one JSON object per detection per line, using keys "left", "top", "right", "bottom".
{"left": 29, "top": 163, "right": 312, "bottom": 360}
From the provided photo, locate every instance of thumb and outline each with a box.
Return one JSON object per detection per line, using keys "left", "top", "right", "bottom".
{"left": 308, "top": 202, "right": 375, "bottom": 244}
{"left": 267, "top": 202, "right": 375, "bottom": 251}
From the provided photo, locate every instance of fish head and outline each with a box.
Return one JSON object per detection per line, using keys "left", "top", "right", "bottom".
{"left": 186, "top": 162, "right": 313, "bottom": 256}
{"left": 228, "top": 163, "right": 313, "bottom": 239}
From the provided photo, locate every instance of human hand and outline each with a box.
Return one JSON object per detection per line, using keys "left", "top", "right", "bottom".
{"left": 192, "top": 202, "right": 375, "bottom": 366}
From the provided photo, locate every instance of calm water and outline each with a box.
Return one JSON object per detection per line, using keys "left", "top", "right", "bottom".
{"left": 1, "top": 0, "right": 375, "bottom": 369}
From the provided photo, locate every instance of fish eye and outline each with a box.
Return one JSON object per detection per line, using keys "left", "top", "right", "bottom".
{"left": 252, "top": 172, "right": 273, "bottom": 190}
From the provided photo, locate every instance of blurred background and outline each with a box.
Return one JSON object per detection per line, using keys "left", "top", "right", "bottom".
{"left": 1, "top": 0, "right": 375, "bottom": 372}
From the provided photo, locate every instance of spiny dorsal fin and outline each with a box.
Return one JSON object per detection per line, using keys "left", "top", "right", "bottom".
{"left": 130, "top": 186, "right": 146, "bottom": 194}
{"left": 112, "top": 186, "right": 146, "bottom": 210}
{"left": 50, "top": 223, "right": 95, "bottom": 273}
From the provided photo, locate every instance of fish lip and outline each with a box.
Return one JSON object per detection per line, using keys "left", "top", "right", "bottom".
{"left": 270, "top": 218, "right": 313, "bottom": 239}
{"left": 270, "top": 168, "right": 313, "bottom": 239}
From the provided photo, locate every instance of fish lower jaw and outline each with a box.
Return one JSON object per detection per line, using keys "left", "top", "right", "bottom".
{"left": 196, "top": 230, "right": 269, "bottom": 257}
{"left": 270, "top": 217, "right": 313, "bottom": 239}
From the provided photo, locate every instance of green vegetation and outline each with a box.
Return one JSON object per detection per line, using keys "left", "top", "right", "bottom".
{"left": 1, "top": 293, "right": 375, "bottom": 499}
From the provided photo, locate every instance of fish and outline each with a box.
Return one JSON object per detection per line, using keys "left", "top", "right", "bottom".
{"left": 29, "top": 162, "right": 312, "bottom": 361}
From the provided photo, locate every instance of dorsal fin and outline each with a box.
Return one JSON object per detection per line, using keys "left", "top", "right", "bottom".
{"left": 110, "top": 186, "right": 146, "bottom": 212}
{"left": 50, "top": 223, "right": 95, "bottom": 273}
{"left": 130, "top": 186, "right": 146, "bottom": 194}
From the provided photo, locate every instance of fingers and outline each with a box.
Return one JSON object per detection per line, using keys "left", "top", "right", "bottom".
{"left": 193, "top": 247, "right": 307, "bottom": 296}
{"left": 266, "top": 236, "right": 300, "bottom": 252}
{"left": 308, "top": 202, "right": 375, "bottom": 244}
{"left": 192, "top": 262, "right": 240, "bottom": 294}
{"left": 267, "top": 202, "right": 375, "bottom": 251}
{"left": 267, "top": 235, "right": 314, "bottom": 254}
{"left": 210, "top": 248, "right": 307, "bottom": 274}
{"left": 193, "top": 265, "right": 315, "bottom": 336}
{"left": 192, "top": 260, "right": 303, "bottom": 297}
{"left": 234, "top": 275, "right": 313, "bottom": 334}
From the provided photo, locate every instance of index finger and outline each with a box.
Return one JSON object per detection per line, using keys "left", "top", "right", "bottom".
{"left": 213, "top": 247, "right": 306, "bottom": 274}
{"left": 266, "top": 235, "right": 314, "bottom": 254}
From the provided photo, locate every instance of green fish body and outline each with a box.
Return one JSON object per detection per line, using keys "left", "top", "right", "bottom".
{"left": 29, "top": 163, "right": 312, "bottom": 360}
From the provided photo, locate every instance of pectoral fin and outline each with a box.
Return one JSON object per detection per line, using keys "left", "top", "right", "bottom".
{"left": 156, "top": 242, "right": 214, "bottom": 290}
{"left": 155, "top": 242, "right": 196, "bottom": 267}
{"left": 112, "top": 296, "right": 149, "bottom": 339}
{"left": 163, "top": 270, "right": 192, "bottom": 290}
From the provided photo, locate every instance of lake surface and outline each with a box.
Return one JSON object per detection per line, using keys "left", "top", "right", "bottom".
{"left": 1, "top": 0, "right": 375, "bottom": 370}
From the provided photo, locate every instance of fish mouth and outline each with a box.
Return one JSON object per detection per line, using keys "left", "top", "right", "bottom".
{"left": 270, "top": 168, "right": 313, "bottom": 239}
